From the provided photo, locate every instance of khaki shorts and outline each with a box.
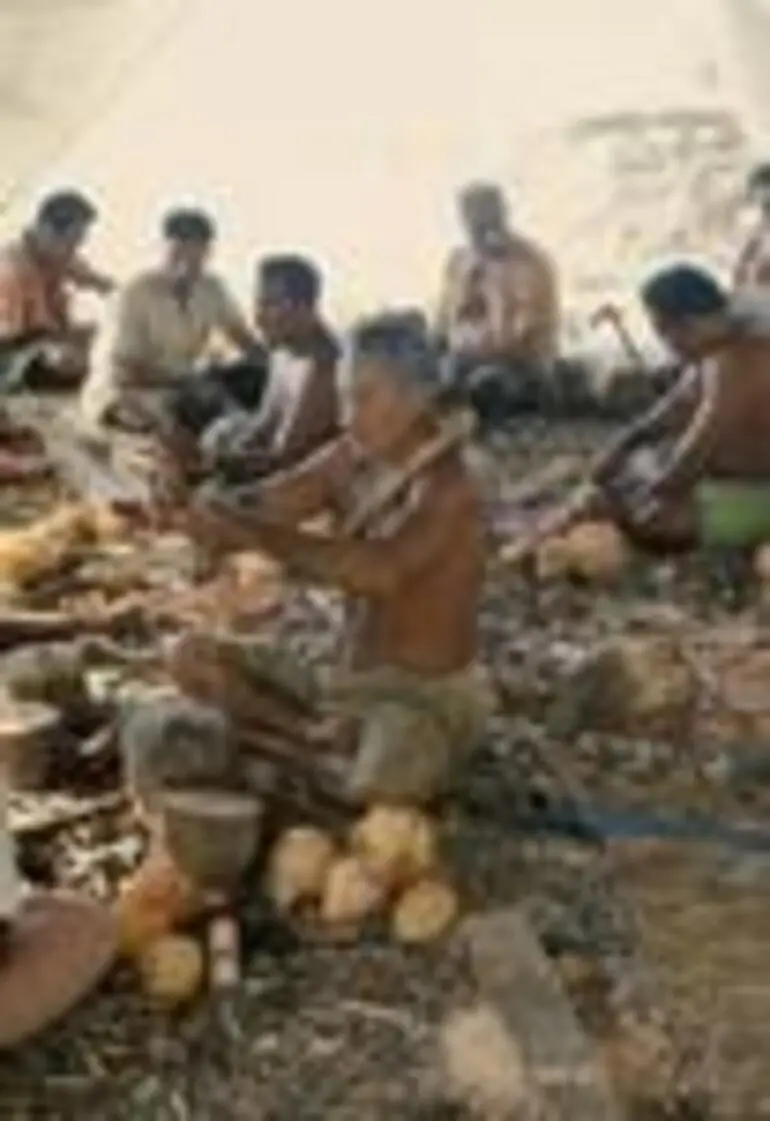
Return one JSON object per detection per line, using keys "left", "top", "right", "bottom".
{"left": 170, "top": 632, "right": 495, "bottom": 807}
{"left": 328, "top": 664, "right": 496, "bottom": 806}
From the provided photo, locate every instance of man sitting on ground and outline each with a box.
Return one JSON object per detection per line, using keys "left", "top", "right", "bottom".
{"left": 589, "top": 263, "right": 770, "bottom": 556}
{"left": 128, "top": 313, "right": 492, "bottom": 809}
{"left": 201, "top": 254, "right": 340, "bottom": 480}
{"left": 0, "top": 189, "right": 114, "bottom": 391}
{"left": 81, "top": 207, "right": 261, "bottom": 432}
{"left": 435, "top": 181, "right": 559, "bottom": 421}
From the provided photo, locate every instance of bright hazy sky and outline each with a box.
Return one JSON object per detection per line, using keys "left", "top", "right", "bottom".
{"left": 4, "top": 0, "right": 732, "bottom": 317}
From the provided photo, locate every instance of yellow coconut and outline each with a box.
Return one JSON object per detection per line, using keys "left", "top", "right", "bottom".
{"left": 349, "top": 806, "right": 439, "bottom": 893}
{"left": 266, "top": 826, "right": 337, "bottom": 913}
{"left": 320, "top": 855, "right": 387, "bottom": 931}
{"left": 392, "top": 878, "right": 459, "bottom": 944}
{"left": 137, "top": 934, "right": 205, "bottom": 1010}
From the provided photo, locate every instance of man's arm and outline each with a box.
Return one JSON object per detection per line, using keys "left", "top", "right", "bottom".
{"left": 192, "top": 438, "right": 349, "bottom": 547}
{"left": 649, "top": 358, "right": 720, "bottom": 495}
{"left": 198, "top": 476, "right": 473, "bottom": 599}
{"left": 67, "top": 256, "right": 116, "bottom": 297}
{"left": 592, "top": 364, "right": 701, "bottom": 485}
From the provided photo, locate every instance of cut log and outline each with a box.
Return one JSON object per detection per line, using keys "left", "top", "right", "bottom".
{"left": 454, "top": 908, "right": 623, "bottom": 1120}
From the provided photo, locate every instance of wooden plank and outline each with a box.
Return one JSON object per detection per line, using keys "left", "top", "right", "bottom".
{"left": 451, "top": 907, "right": 625, "bottom": 1120}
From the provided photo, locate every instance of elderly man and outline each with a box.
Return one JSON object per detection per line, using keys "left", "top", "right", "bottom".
{"left": 0, "top": 729, "right": 115, "bottom": 1048}
{"left": 589, "top": 263, "right": 770, "bottom": 555}
{"left": 127, "top": 313, "right": 493, "bottom": 810}
{"left": 0, "top": 189, "right": 114, "bottom": 391}
{"left": 81, "top": 207, "right": 261, "bottom": 431}
{"left": 435, "top": 181, "right": 560, "bottom": 421}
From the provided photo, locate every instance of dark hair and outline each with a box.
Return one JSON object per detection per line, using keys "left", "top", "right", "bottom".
{"left": 458, "top": 180, "right": 506, "bottom": 211}
{"left": 749, "top": 163, "right": 770, "bottom": 190}
{"left": 640, "top": 264, "right": 728, "bottom": 322}
{"left": 162, "top": 208, "right": 216, "bottom": 243}
{"left": 36, "top": 190, "right": 97, "bottom": 234}
{"left": 258, "top": 254, "right": 321, "bottom": 306}
{"left": 349, "top": 309, "right": 441, "bottom": 393}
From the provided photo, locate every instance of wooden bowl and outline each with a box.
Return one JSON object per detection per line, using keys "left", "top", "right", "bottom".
{"left": 161, "top": 789, "right": 262, "bottom": 898}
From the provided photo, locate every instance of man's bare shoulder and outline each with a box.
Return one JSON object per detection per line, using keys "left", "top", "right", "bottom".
{"left": 507, "top": 233, "right": 554, "bottom": 274}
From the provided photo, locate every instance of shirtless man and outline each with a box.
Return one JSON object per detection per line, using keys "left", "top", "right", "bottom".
{"left": 82, "top": 208, "right": 261, "bottom": 431}
{"left": 733, "top": 163, "right": 770, "bottom": 300}
{"left": 435, "top": 181, "right": 559, "bottom": 421}
{"left": 0, "top": 189, "right": 114, "bottom": 390}
{"left": 201, "top": 254, "right": 340, "bottom": 480}
{"left": 590, "top": 263, "right": 770, "bottom": 555}
{"left": 145, "top": 313, "right": 492, "bottom": 807}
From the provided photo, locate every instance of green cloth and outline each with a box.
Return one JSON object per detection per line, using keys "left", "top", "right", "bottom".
{"left": 696, "top": 480, "right": 770, "bottom": 549}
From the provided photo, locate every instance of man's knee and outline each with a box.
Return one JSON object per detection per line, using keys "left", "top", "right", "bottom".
{"left": 347, "top": 703, "right": 453, "bottom": 807}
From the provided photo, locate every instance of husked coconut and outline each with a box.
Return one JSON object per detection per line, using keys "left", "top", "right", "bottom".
{"left": 230, "top": 550, "right": 282, "bottom": 588}
{"left": 266, "top": 826, "right": 337, "bottom": 913}
{"left": 392, "top": 878, "right": 459, "bottom": 944}
{"left": 550, "top": 633, "right": 697, "bottom": 739}
{"left": 350, "top": 806, "right": 439, "bottom": 893}
{"left": 137, "top": 934, "right": 204, "bottom": 1009}
{"left": 114, "top": 843, "right": 201, "bottom": 959}
{"left": 320, "top": 855, "right": 386, "bottom": 931}
{"left": 536, "top": 521, "right": 628, "bottom": 585}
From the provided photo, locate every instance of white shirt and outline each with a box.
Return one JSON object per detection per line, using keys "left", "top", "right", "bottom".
{"left": 258, "top": 348, "right": 314, "bottom": 454}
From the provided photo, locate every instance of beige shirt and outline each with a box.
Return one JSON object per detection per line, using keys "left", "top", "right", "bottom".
{"left": 111, "top": 268, "right": 248, "bottom": 382}
{"left": 79, "top": 268, "right": 251, "bottom": 429}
